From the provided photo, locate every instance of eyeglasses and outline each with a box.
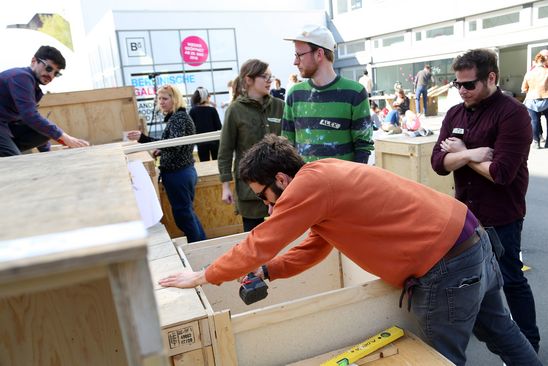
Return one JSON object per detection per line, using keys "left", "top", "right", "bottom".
{"left": 38, "top": 58, "right": 62, "bottom": 77}
{"left": 294, "top": 49, "right": 315, "bottom": 60}
{"left": 258, "top": 74, "right": 273, "bottom": 82}
{"left": 256, "top": 181, "right": 274, "bottom": 201}
{"left": 451, "top": 79, "right": 479, "bottom": 91}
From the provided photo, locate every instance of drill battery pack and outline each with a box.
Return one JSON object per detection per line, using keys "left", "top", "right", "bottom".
{"left": 239, "top": 272, "right": 269, "bottom": 305}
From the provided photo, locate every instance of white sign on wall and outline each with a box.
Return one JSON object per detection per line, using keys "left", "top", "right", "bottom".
{"left": 126, "top": 37, "right": 147, "bottom": 57}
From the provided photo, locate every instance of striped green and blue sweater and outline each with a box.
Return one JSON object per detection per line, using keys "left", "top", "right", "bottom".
{"left": 282, "top": 76, "right": 374, "bottom": 163}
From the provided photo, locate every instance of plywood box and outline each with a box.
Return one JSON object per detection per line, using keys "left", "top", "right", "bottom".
{"left": 0, "top": 145, "right": 167, "bottom": 366}
{"left": 160, "top": 160, "right": 243, "bottom": 239}
{"left": 375, "top": 133, "right": 455, "bottom": 196}
{"left": 38, "top": 86, "right": 140, "bottom": 145}
{"left": 147, "top": 224, "right": 214, "bottom": 365}
{"left": 176, "top": 233, "right": 452, "bottom": 366}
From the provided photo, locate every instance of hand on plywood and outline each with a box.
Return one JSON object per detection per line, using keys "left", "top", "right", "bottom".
{"left": 127, "top": 130, "right": 142, "bottom": 141}
{"left": 158, "top": 269, "right": 207, "bottom": 288}
{"left": 60, "top": 132, "right": 89, "bottom": 148}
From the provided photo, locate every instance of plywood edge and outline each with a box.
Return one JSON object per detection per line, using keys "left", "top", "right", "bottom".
{"left": 0, "top": 221, "right": 147, "bottom": 283}
{"left": 231, "top": 279, "right": 397, "bottom": 334}
{"left": 39, "top": 86, "right": 135, "bottom": 106}
{"left": 212, "top": 310, "right": 238, "bottom": 366}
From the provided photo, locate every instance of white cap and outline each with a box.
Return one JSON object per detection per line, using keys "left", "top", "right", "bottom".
{"left": 284, "top": 25, "right": 336, "bottom": 52}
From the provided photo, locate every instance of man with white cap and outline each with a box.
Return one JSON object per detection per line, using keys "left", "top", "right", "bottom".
{"left": 282, "top": 25, "right": 374, "bottom": 163}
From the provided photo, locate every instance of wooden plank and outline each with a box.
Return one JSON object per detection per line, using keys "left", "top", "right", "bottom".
{"left": 123, "top": 131, "right": 221, "bottom": 154}
{"left": 180, "top": 231, "right": 341, "bottom": 315}
{"left": 288, "top": 343, "right": 399, "bottom": 366}
{"left": 366, "top": 333, "right": 453, "bottom": 365}
{"left": 39, "top": 87, "right": 140, "bottom": 145}
{"left": 0, "top": 277, "right": 128, "bottom": 365}
{"left": 0, "top": 145, "right": 141, "bottom": 241}
{"left": 39, "top": 86, "right": 135, "bottom": 106}
{"left": 213, "top": 310, "right": 238, "bottom": 366}
{"left": 154, "top": 287, "right": 208, "bottom": 328}
{"left": 109, "top": 258, "right": 167, "bottom": 365}
{"left": 149, "top": 255, "right": 186, "bottom": 291}
{"left": 172, "top": 346, "right": 215, "bottom": 366}
{"left": 228, "top": 280, "right": 417, "bottom": 365}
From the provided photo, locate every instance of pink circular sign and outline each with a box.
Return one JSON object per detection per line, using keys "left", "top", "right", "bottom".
{"left": 180, "top": 36, "right": 209, "bottom": 66}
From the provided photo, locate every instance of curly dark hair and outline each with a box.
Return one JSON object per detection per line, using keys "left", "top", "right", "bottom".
{"left": 35, "top": 45, "right": 66, "bottom": 69}
{"left": 239, "top": 134, "right": 305, "bottom": 185}
{"left": 452, "top": 49, "right": 499, "bottom": 84}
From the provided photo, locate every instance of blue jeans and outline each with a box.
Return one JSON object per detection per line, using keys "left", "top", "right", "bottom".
{"left": 411, "top": 227, "right": 541, "bottom": 366}
{"left": 161, "top": 165, "right": 206, "bottom": 243}
{"left": 0, "top": 122, "right": 50, "bottom": 156}
{"left": 385, "top": 110, "right": 399, "bottom": 125}
{"left": 526, "top": 107, "right": 548, "bottom": 145}
{"left": 415, "top": 85, "right": 428, "bottom": 115}
{"left": 495, "top": 219, "right": 540, "bottom": 352}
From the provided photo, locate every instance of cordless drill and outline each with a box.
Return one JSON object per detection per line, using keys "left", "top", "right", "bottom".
{"left": 239, "top": 272, "right": 269, "bottom": 305}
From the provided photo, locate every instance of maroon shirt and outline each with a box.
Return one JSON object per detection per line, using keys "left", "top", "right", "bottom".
{"left": 431, "top": 88, "right": 531, "bottom": 226}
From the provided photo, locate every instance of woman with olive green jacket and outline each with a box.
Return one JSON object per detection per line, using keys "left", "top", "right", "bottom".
{"left": 218, "top": 59, "right": 284, "bottom": 231}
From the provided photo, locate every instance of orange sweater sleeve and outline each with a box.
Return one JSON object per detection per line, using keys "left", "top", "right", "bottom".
{"left": 204, "top": 168, "right": 332, "bottom": 285}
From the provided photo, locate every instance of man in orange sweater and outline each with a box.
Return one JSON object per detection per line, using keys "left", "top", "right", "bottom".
{"left": 159, "top": 135, "right": 540, "bottom": 366}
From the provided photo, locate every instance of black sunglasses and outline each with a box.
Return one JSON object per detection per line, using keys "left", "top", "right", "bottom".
{"left": 38, "top": 58, "right": 62, "bottom": 77}
{"left": 451, "top": 79, "right": 479, "bottom": 91}
{"left": 256, "top": 181, "right": 274, "bottom": 201}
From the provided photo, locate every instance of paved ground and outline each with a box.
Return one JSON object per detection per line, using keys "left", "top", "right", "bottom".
{"left": 419, "top": 114, "right": 548, "bottom": 365}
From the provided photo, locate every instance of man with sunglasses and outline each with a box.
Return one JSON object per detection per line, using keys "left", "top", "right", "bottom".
{"left": 282, "top": 25, "right": 374, "bottom": 163}
{"left": 0, "top": 45, "right": 89, "bottom": 157}
{"left": 431, "top": 49, "right": 540, "bottom": 353}
{"left": 159, "top": 134, "right": 541, "bottom": 366}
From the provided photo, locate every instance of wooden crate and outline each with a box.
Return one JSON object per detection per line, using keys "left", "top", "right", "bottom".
{"left": 0, "top": 145, "right": 167, "bottom": 366}
{"left": 146, "top": 224, "right": 215, "bottom": 366}
{"left": 176, "top": 233, "right": 452, "bottom": 366}
{"left": 375, "top": 134, "right": 455, "bottom": 196}
{"left": 38, "top": 86, "right": 140, "bottom": 145}
{"left": 160, "top": 160, "right": 243, "bottom": 239}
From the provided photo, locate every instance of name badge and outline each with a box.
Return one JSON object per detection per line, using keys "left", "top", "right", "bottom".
{"left": 452, "top": 128, "right": 464, "bottom": 135}
{"left": 267, "top": 118, "right": 281, "bottom": 123}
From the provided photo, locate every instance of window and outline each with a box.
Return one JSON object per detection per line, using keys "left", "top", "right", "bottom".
{"left": 539, "top": 5, "right": 548, "bottom": 19}
{"left": 338, "top": 40, "right": 365, "bottom": 57}
{"left": 374, "top": 40, "right": 379, "bottom": 48}
{"left": 415, "top": 33, "right": 422, "bottom": 41}
{"left": 382, "top": 35, "right": 404, "bottom": 47}
{"left": 346, "top": 41, "right": 365, "bottom": 54}
{"left": 482, "top": 12, "right": 519, "bottom": 29}
{"left": 337, "top": 0, "right": 348, "bottom": 14}
{"left": 426, "top": 25, "right": 454, "bottom": 39}
{"left": 351, "top": 0, "right": 362, "bottom": 10}
{"left": 469, "top": 20, "right": 477, "bottom": 31}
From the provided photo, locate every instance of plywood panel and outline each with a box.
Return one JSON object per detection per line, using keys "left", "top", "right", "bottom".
{"left": 0, "top": 278, "right": 128, "bottom": 366}
{"left": 160, "top": 160, "right": 243, "bottom": 239}
{"left": 180, "top": 232, "right": 341, "bottom": 315}
{"left": 39, "top": 87, "right": 139, "bottom": 145}
{"left": 375, "top": 134, "right": 454, "bottom": 196}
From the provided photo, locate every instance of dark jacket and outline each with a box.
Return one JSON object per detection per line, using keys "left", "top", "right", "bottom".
{"left": 139, "top": 107, "right": 195, "bottom": 172}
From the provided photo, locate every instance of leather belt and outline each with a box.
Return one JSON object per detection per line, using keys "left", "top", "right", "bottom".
{"left": 444, "top": 231, "right": 481, "bottom": 260}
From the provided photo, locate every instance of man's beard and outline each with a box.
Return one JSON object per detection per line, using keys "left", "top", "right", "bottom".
{"left": 268, "top": 183, "right": 285, "bottom": 206}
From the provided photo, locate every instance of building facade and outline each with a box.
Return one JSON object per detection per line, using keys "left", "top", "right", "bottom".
{"left": 328, "top": 0, "right": 548, "bottom": 97}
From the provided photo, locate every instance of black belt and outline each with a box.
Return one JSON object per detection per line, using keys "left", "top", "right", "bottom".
{"left": 444, "top": 231, "right": 481, "bottom": 260}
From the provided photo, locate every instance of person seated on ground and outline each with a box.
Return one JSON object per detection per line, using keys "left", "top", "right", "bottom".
{"left": 382, "top": 89, "right": 409, "bottom": 133}
{"left": 369, "top": 101, "right": 383, "bottom": 130}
